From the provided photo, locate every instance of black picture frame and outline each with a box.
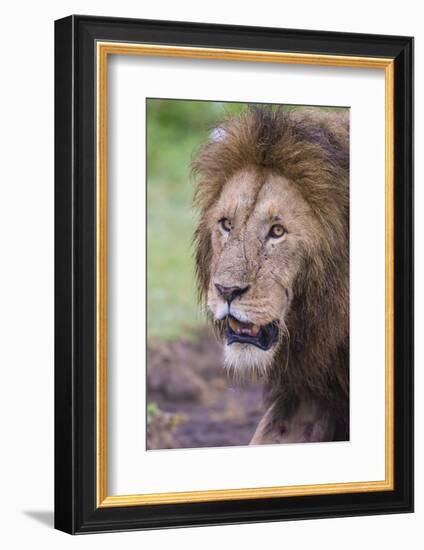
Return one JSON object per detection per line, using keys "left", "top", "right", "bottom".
{"left": 55, "top": 14, "right": 414, "bottom": 534}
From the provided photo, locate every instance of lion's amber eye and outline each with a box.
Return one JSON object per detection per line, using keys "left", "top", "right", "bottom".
{"left": 219, "top": 218, "right": 232, "bottom": 232}
{"left": 268, "top": 224, "right": 286, "bottom": 239}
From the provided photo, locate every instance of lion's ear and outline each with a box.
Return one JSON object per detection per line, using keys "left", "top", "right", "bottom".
{"left": 209, "top": 126, "right": 227, "bottom": 142}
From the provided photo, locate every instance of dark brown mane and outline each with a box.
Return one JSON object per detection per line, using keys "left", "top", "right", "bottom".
{"left": 192, "top": 106, "right": 350, "bottom": 440}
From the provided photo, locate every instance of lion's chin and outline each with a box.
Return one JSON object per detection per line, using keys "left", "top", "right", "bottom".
{"left": 224, "top": 343, "right": 276, "bottom": 380}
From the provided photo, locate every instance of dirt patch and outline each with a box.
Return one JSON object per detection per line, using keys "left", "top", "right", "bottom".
{"left": 147, "top": 328, "right": 265, "bottom": 450}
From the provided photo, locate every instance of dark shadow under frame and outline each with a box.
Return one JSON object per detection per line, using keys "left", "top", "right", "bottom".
{"left": 55, "top": 14, "right": 413, "bottom": 534}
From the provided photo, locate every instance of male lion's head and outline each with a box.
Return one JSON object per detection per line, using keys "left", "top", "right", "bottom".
{"left": 193, "top": 107, "right": 349, "bottom": 380}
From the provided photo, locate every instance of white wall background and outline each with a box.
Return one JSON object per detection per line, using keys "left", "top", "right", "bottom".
{"left": 0, "top": 1, "right": 420, "bottom": 547}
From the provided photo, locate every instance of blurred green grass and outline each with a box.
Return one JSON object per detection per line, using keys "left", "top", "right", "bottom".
{"left": 146, "top": 99, "right": 345, "bottom": 341}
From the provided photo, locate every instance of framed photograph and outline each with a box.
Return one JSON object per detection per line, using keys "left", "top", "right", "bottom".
{"left": 54, "top": 15, "right": 413, "bottom": 534}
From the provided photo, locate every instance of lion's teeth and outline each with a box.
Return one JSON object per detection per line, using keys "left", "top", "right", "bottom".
{"left": 251, "top": 324, "right": 260, "bottom": 336}
{"left": 228, "top": 317, "right": 261, "bottom": 337}
{"left": 228, "top": 317, "right": 241, "bottom": 334}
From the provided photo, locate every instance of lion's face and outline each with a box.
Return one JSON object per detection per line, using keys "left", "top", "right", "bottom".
{"left": 206, "top": 168, "right": 318, "bottom": 375}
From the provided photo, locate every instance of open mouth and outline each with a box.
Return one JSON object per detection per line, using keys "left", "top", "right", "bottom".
{"left": 225, "top": 315, "right": 279, "bottom": 351}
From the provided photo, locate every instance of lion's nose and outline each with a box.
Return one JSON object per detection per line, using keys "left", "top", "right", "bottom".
{"left": 214, "top": 283, "right": 250, "bottom": 304}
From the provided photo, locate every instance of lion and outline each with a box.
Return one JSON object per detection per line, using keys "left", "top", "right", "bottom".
{"left": 192, "top": 105, "right": 349, "bottom": 445}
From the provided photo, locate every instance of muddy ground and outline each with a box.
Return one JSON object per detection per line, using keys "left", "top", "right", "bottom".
{"left": 147, "top": 328, "right": 265, "bottom": 450}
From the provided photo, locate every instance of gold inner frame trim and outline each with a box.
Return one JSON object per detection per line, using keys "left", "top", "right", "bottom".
{"left": 96, "top": 42, "right": 395, "bottom": 508}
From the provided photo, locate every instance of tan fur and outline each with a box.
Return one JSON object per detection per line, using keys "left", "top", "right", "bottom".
{"left": 192, "top": 106, "right": 349, "bottom": 443}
